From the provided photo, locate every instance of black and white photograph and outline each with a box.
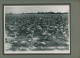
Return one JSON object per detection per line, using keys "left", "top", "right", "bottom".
{"left": 3, "top": 4, "right": 70, "bottom": 54}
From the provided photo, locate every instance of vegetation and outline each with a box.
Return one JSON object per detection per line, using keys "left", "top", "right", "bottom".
{"left": 5, "top": 13, "right": 69, "bottom": 51}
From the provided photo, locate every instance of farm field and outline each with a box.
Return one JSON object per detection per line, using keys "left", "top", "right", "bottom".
{"left": 4, "top": 13, "right": 70, "bottom": 52}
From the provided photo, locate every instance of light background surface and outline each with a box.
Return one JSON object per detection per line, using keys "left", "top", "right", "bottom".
{"left": 5, "top": 5, "right": 69, "bottom": 13}
{"left": 0, "top": 0, "right": 80, "bottom": 58}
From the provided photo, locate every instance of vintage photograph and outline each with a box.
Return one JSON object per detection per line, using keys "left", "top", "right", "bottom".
{"left": 3, "top": 5, "right": 70, "bottom": 54}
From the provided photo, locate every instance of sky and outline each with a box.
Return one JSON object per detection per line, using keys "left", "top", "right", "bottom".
{"left": 4, "top": 5, "right": 69, "bottom": 14}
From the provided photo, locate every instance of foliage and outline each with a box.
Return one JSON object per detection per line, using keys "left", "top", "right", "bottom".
{"left": 5, "top": 13, "right": 69, "bottom": 51}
